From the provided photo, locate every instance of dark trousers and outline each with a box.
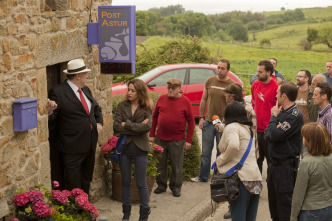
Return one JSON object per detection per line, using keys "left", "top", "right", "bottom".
{"left": 257, "top": 132, "right": 270, "bottom": 174}
{"left": 62, "top": 149, "right": 96, "bottom": 194}
{"left": 155, "top": 138, "right": 185, "bottom": 192}
{"left": 120, "top": 141, "right": 149, "bottom": 208}
{"left": 49, "top": 142, "right": 64, "bottom": 190}
{"left": 267, "top": 161, "right": 295, "bottom": 221}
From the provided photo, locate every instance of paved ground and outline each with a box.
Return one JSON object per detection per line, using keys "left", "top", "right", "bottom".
{"left": 94, "top": 125, "right": 271, "bottom": 220}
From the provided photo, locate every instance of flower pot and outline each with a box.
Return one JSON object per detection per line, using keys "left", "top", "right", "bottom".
{"left": 111, "top": 168, "right": 155, "bottom": 203}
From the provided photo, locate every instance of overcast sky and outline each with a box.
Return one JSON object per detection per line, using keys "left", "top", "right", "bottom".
{"left": 111, "top": 0, "right": 331, "bottom": 14}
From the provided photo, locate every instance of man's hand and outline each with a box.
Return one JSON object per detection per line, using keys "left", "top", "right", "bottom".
{"left": 142, "top": 118, "right": 149, "bottom": 124}
{"left": 271, "top": 102, "right": 281, "bottom": 117}
{"left": 47, "top": 99, "right": 57, "bottom": 114}
{"left": 149, "top": 137, "right": 156, "bottom": 143}
{"left": 199, "top": 118, "right": 205, "bottom": 130}
{"left": 184, "top": 142, "right": 191, "bottom": 151}
{"left": 97, "top": 123, "right": 103, "bottom": 134}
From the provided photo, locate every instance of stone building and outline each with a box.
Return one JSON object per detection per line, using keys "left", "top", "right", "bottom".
{"left": 0, "top": 0, "right": 114, "bottom": 218}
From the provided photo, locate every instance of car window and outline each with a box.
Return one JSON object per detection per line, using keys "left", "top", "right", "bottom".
{"left": 189, "top": 68, "right": 216, "bottom": 85}
{"left": 137, "top": 67, "right": 162, "bottom": 82}
{"left": 148, "top": 69, "right": 186, "bottom": 87}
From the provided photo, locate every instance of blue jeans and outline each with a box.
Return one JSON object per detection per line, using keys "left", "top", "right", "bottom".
{"left": 299, "top": 206, "right": 332, "bottom": 221}
{"left": 120, "top": 141, "right": 149, "bottom": 208}
{"left": 230, "top": 181, "right": 260, "bottom": 221}
{"left": 198, "top": 121, "right": 220, "bottom": 181}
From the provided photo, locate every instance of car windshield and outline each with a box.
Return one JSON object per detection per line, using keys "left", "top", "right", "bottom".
{"left": 137, "top": 67, "right": 162, "bottom": 82}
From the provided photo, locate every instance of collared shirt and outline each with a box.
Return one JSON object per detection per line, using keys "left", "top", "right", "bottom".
{"left": 317, "top": 104, "right": 332, "bottom": 144}
{"left": 66, "top": 80, "right": 92, "bottom": 112}
{"left": 322, "top": 72, "right": 332, "bottom": 86}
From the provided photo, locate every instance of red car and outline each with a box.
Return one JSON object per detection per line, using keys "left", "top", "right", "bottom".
{"left": 112, "top": 63, "right": 244, "bottom": 118}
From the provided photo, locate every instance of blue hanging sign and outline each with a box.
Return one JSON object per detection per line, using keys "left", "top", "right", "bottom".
{"left": 88, "top": 6, "right": 136, "bottom": 74}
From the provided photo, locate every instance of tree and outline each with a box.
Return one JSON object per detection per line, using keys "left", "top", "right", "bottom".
{"left": 317, "top": 27, "right": 332, "bottom": 48}
{"left": 305, "top": 27, "right": 318, "bottom": 50}
{"left": 227, "top": 19, "right": 248, "bottom": 42}
{"left": 136, "top": 11, "right": 149, "bottom": 36}
{"left": 148, "top": 4, "right": 185, "bottom": 17}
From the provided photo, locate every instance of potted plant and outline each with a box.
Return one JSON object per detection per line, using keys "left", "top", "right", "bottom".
{"left": 11, "top": 181, "right": 99, "bottom": 221}
{"left": 101, "top": 136, "right": 163, "bottom": 202}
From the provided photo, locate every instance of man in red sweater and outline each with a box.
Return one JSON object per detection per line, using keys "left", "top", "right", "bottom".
{"left": 149, "top": 78, "right": 195, "bottom": 197}
{"left": 251, "top": 60, "right": 279, "bottom": 174}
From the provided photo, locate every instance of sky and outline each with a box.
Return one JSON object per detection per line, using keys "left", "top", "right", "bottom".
{"left": 111, "top": 0, "right": 331, "bottom": 15}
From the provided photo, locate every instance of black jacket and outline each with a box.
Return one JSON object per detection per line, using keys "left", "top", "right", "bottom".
{"left": 265, "top": 104, "right": 303, "bottom": 160}
{"left": 48, "top": 80, "right": 103, "bottom": 154}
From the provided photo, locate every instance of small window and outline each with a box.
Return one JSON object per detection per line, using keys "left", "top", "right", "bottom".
{"left": 45, "top": 0, "right": 68, "bottom": 11}
{"left": 189, "top": 68, "right": 215, "bottom": 85}
{"left": 149, "top": 69, "right": 186, "bottom": 87}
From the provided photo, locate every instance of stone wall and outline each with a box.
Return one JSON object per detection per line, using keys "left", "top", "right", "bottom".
{"left": 0, "top": 0, "right": 114, "bottom": 218}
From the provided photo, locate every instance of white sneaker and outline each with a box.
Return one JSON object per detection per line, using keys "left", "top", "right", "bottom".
{"left": 191, "top": 177, "right": 203, "bottom": 182}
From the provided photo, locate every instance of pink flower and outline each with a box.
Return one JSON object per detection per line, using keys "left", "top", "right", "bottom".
{"left": 62, "top": 190, "right": 72, "bottom": 197}
{"left": 32, "top": 201, "right": 50, "bottom": 218}
{"left": 52, "top": 181, "right": 60, "bottom": 188}
{"left": 49, "top": 206, "right": 57, "bottom": 216}
{"left": 13, "top": 193, "right": 29, "bottom": 206}
{"left": 101, "top": 136, "right": 118, "bottom": 155}
{"left": 51, "top": 190, "right": 68, "bottom": 203}
{"left": 89, "top": 204, "right": 99, "bottom": 218}
{"left": 10, "top": 218, "right": 20, "bottom": 221}
{"left": 153, "top": 145, "right": 163, "bottom": 153}
{"left": 71, "top": 188, "right": 85, "bottom": 196}
{"left": 75, "top": 194, "right": 89, "bottom": 209}
{"left": 26, "top": 190, "right": 43, "bottom": 203}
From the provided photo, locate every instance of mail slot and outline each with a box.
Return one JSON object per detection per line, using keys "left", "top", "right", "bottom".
{"left": 13, "top": 98, "right": 39, "bottom": 131}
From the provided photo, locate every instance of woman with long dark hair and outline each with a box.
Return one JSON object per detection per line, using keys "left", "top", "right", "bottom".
{"left": 216, "top": 101, "right": 262, "bottom": 221}
{"left": 113, "top": 79, "right": 154, "bottom": 221}
{"left": 291, "top": 122, "right": 332, "bottom": 221}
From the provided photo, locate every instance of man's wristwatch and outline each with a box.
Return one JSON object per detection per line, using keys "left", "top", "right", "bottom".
{"left": 271, "top": 113, "right": 278, "bottom": 117}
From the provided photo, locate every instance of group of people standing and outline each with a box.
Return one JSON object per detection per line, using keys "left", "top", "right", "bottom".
{"left": 191, "top": 59, "right": 332, "bottom": 221}
{"left": 47, "top": 57, "right": 332, "bottom": 221}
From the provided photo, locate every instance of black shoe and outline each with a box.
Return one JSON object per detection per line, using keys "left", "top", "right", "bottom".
{"left": 122, "top": 204, "right": 131, "bottom": 221}
{"left": 224, "top": 209, "right": 231, "bottom": 219}
{"left": 154, "top": 187, "right": 166, "bottom": 194}
{"left": 172, "top": 190, "right": 181, "bottom": 197}
{"left": 138, "top": 206, "right": 151, "bottom": 221}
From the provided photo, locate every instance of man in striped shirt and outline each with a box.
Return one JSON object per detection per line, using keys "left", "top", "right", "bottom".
{"left": 313, "top": 81, "right": 332, "bottom": 144}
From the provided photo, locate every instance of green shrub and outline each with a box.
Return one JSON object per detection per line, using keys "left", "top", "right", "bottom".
{"left": 260, "top": 38, "right": 271, "bottom": 47}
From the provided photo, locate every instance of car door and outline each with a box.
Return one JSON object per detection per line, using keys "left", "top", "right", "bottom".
{"left": 184, "top": 68, "right": 216, "bottom": 118}
{"left": 146, "top": 68, "right": 187, "bottom": 95}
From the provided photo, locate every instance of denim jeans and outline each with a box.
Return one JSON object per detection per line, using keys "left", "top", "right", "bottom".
{"left": 120, "top": 141, "right": 149, "bottom": 209}
{"left": 230, "top": 181, "right": 260, "bottom": 221}
{"left": 299, "top": 206, "right": 332, "bottom": 221}
{"left": 198, "top": 121, "right": 220, "bottom": 181}
{"left": 257, "top": 132, "right": 270, "bottom": 174}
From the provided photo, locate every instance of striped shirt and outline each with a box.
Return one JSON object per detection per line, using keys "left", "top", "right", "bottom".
{"left": 317, "top": 104, "right": 332, "bottom": 145}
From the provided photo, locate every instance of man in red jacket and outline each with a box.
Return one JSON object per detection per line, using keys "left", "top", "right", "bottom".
{"left": 149, "top": 78, "right": 195, "bottom": 197}
{"left": 251, "top": 60, "right": 279, "bottom": 174}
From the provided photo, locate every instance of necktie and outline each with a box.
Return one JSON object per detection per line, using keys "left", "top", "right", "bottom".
{"left": 78, "top": 89, "right": 92, "bottom": 130}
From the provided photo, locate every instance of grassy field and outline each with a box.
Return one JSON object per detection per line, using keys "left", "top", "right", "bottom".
{"left": 139, "top": 36, "right": 332, "bottom": 94}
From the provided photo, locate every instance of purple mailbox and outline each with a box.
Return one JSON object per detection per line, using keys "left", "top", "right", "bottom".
{"left": 13, "top": 98, "right": 39, "bottom": 131}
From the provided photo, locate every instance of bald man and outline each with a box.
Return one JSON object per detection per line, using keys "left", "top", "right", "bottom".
{"left": 308, "top": 74, "right": 327, "bottom": 122}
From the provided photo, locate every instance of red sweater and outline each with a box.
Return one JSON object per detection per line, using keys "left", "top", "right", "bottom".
{"left": 149, "top": 94, "right": 195, "bottom": 143}
{"left": 251, "top": 79, "right": 278, "bottom": 132}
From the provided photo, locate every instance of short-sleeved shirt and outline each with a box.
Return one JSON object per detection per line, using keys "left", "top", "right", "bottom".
{"left": 205, "top": 76, "right": 235, "bottom": 122}
{"left": 296, "top": 88, "right": 309, "bottom": 124}
{"left": 322, "top": 72, "right": 332, "bottom": 86}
